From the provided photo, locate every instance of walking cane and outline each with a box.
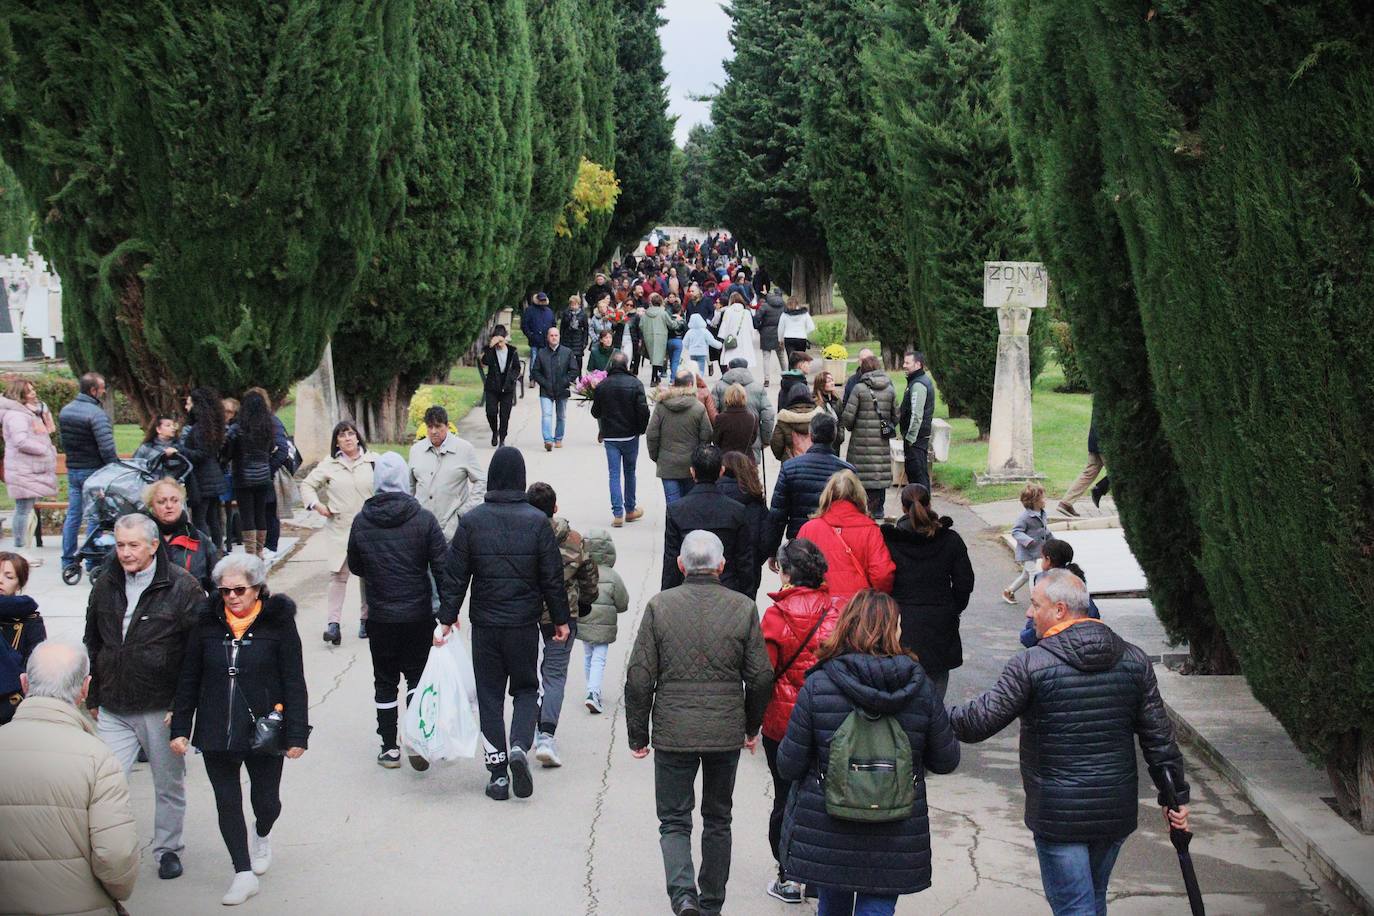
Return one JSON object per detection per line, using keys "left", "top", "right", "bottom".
{"left": 1162, "top": 769, "right": 1205, "bottom": 916}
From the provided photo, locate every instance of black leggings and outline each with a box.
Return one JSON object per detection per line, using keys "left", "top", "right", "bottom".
{"left": 191, "top": 497, "right": 225, "bottom": 550}
{"left": 202, "top": 752, "right": 284, "bottom": 873}
{"left": 237, "top": 484, "right": 273, "bottom": 531}
{"left": 763, "top": 735, "right": 789, "bottom": 881}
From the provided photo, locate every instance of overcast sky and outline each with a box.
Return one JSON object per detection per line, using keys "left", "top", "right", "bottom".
{"left": 660, "top": 0, "right": 732, "bottom": 146}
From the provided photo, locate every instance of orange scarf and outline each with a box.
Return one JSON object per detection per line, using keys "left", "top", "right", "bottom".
{"left": 1041, "top": 617, "right": 1104, "bottom": 640}
{"left": 227, "top": 600, "right": 263, "bottom": 640}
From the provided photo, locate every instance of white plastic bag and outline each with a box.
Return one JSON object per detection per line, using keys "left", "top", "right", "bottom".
{"left": 402, "top": 629, "right": 480, "bottom": 762}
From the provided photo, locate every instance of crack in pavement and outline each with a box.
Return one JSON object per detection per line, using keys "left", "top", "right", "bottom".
{"left": 583, "top": 511, "right": 661, "bottom": 916}
{"left": 309, "top": 650, "right": 359, "bottom": 710}
{"left": 930, "top": 804, "right": 987, "bottom": 913}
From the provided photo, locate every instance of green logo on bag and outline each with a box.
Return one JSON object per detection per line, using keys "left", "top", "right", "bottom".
{"left": 417, "top": 684, "right": 440, "bottom": 739}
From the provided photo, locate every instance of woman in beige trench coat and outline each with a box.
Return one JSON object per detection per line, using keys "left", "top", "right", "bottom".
{"left": 299, "top": 419, "right": 380, "bottom": 645}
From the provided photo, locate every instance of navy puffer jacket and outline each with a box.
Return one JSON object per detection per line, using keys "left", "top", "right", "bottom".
{"left": 764, "top": 445, "right": 854, "bottom": 557}
{"left": 949, "top": 622, "right": 1189, "bottom": 842}
{"left": 778, "top": 653, "right": 959, "bottom": 897}
{"left": 347, "top": 492, "right": 452, "bottom": 625}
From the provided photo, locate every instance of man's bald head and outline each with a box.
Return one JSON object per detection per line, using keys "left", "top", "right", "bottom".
{"left": 23, "top": 641, "right": 91, "bottom": 706}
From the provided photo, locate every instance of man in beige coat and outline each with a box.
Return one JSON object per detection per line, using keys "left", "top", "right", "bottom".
{"left": 408, "top": 404, "right": 486, "bottom": 541}
{"left": 0, "top": 641, "right": 140, "bottom": 915}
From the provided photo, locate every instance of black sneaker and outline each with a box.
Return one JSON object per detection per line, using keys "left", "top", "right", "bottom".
{"left": 377, "top": 748, "right": 401, "bottom": 769}
{"left": 673, "top": 899, "right": 702, "bottom": 916}
{"left": 508, "top": 746, "right": 533, "bottom": 798}
{"left": 491, "top": 433, "right": 499, "bottom": 446}
{"left": 485, "top": 776, "right": 510, "bottom": 801}
{"left": 323, "top": 623, "right": 341, "bottom": 646}
{"left": 358, "top": 621, "right": 369, "bottom": 640}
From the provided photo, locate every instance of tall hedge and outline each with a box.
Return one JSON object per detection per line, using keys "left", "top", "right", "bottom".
{"left": 1014, "top": 0, "right": 1374, "bottom": 814}
{"left": 798, "top": 0, "right": 910, "bottom": 344}
{"left": 0, "top": 3, "right": 418, "bottom": 418}
{"left": 332, "top": 0, "right": 533, "bottom": 441}
{"left": 866, "top": 0, "right": 1041, "bottom": 431}
{"left": 1001, "top": 0, "right": 1229, "bottom": 672}
{"left": 600, "top": 0, "right": 676, "bottom": 259}
{"left": 707, "top": 0, "right": 831, "bottom": 308}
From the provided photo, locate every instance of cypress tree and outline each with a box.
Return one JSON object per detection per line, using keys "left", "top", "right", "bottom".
{"left": 1001, "top": 0, "right": 1230, "bottom": 672}
{"left": 544, "top": 0, "right": 619, "bottom": 303}
{"left": 0, "top": 160, "right": 32, "bottom": 255}
{"left": 0, "top": 3, "right": 418, "bottom": 418}
{"left": 866, "top": 0, "right": 1041, "bottom": 431}
{"left": 707, "top": 0, "right": 832, "bottom": 310}
{"left": 798, "top": 0, "right": 911, "bottom": 344}
{"left": 601, "top": 0, "right": 676, "bottom": 258}
{"left": 665, "top": 124, "right": 718, "bottom": 230}
{"left": 1011, "top": 0, "right": 1374, "bottom": 817}
{"left": 333, "top": 0, "right": 533, "bottom": 441}
{"left": 506, "top": 0, "right": 587, "bottom": 306}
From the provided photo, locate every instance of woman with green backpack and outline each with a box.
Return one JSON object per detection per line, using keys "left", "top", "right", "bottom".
{"left": 776, "top": 590, "right": 960, "bottom": 916}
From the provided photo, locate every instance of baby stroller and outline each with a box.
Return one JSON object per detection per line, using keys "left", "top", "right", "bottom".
{"left": 62, "top": 452, "right": 192, "bottom": 585}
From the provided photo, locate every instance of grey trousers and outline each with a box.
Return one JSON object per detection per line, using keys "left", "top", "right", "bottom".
{"left": 655, "top": 749, "right": 741, "bottom": 915}
{"left": 98, "top": 707, "right": 186, "bottom": 859}
{"left": 538, "top": 619, "right": 577, "bottom": 734}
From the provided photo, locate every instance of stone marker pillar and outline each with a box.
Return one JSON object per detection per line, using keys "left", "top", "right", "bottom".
{"left": 294, "top": 343, "right": 339, "bottom": 468}
{"left": 977, "top": 261, "right": 1048, "bottom": 486}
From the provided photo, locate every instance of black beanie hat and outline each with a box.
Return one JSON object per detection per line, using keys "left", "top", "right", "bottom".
{"left": 487, "top": 446, "right": 527, "bottom": 493}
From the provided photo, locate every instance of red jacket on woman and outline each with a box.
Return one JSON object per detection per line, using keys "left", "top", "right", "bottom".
{"left": 797, "top": 500, "right": 897, "bottom": 600}
{"left": 760, "top": 585, "right": 843, "bottom": 741}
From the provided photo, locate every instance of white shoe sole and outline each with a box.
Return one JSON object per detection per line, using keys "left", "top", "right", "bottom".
{"left": 251, "top": 857, "right": 270, "bottom": 876}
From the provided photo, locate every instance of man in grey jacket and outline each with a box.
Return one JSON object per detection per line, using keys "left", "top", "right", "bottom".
{"left": 626, "top": 530, "right": 772, "bottom": 916}
{"left": 58, "top": 372, "right": 118, "bottom": 575}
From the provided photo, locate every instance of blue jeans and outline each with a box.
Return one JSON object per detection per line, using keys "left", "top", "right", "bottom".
{"left": 540, "top": 396, "right": 567, "bottom": 444}
{"left": 604, "top": 439, "right": 639, "bottom": 517}
{"left": 11, "top": 496, "right": 35, "bottom": 548}
{"left": 817, "top": 888, "right": 898, "bottom": 916}
{"left": 583, "top": 641, "right": 609, "bottom": 697}
{"left": 1034, "top": 836, "right": 1126, "bottom": 915}
{"left": 662, "top": 477, "right": 693, "bottom": 504}
{"left": 667, "top": 338, "right": 682, "bottom": 380}
{"left": 691, "top": 355, "right": 707, "bottom": 376}
{"left": 62, "top": 467, "right": 97, "bottom": 568}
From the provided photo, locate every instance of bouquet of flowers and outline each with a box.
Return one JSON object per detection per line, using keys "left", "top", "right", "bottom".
{"left": 574, "top": 370, "right": 607, "bottom": 403}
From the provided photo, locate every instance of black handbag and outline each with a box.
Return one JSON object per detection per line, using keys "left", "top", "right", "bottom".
{"left": 226, "top": 636, "right": 285, "bottom": 756}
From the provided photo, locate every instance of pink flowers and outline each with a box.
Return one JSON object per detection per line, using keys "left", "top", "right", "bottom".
{"left": 574, "top": 370, "right": 607, "bottom": 402}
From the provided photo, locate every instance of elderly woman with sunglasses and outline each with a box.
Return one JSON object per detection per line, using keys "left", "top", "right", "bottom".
{"left": 171, "top": 553, "right": 308, "bottom": 906}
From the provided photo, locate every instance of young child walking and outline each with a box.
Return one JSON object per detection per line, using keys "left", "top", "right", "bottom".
{"left": 1019, "top": 539, "right": 1102, "bottom": 647}
{"left": 1002, "top": 483, "right": 1050, "bottom": 604}
{"left": 578, "top": 528, "right": 629, "bottom": 714}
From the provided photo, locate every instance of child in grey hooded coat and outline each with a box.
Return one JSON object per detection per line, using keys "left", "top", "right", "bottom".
{"left": 578, "top": 528, "right": 629, "bottom": 713}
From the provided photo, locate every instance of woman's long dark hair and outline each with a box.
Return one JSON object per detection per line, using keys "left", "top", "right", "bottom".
{"left": 721, "top": 450, "right": 763, "bottom": 500}
{"left": 186, "top": 387, "right": 225, "bottom": 453}
{"left": 237, "top": 391, "right": 275, "bottom": 451}
{"left": 900, "top": 483, "right": 941, "bottom": 538}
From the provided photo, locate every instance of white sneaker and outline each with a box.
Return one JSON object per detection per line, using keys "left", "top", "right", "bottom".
{"left": 260, "top": 547, "right": 276, "bottom": 562}
{"left": 221, "top": 871, "right": 259, "bottom": 906}
{"left": 533, "top": 732, "right": 562, "bottom": 768}
{"left": 250, "top": 832, "right": 271, "bottom": 875}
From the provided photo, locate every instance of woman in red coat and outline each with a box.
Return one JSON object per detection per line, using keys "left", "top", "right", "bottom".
{"left": 759, "top": 538, "right": 843, "bottom": 904}
{"left": 797, "top": 469, "right": 896, "bottom": 601}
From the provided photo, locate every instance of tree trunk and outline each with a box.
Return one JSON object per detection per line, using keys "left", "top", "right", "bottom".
{"left": 340, "top": 377, "right": 411, "bottom": 445}
{"left": 792, "top": 253, "right": 834, "bottom": 315}
{"left": 845, "top": 311, "right": 871, "bottom": 343}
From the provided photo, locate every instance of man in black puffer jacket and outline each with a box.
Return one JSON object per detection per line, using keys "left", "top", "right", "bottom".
{"left": 763, "top": 413, "right": 854, "bottom": 563}
{"left": 442, "top": 447, "right": 569, "bottom": 801}
{"left": 347, "top": 452, "right": 455, "bottom": 769}
{"left": 950, "top": 569, "right": 1190, "bottom": 915}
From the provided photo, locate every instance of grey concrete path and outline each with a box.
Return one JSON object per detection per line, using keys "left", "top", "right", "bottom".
{"left": 31, "top": 370, "right": 1350, "bottom": 914}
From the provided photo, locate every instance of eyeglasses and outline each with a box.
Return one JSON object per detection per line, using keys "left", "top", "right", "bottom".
{"left": 217, "top": 586, "right": 253, "bottom": 598}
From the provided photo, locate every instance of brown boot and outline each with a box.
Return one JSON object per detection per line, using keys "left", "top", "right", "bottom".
{"left": 252, "top": 530, "right": 266, "bottom": 558}
{"left": 241, "top": 530, "right": 259, "bottom": 557}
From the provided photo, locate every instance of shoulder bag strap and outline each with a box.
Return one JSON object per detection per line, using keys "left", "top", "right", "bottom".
{"left": 774, "top": 608, "right": 829, "bottom": 680}
{"left": 833, "top": 526, "right": 868, "bottom": 582}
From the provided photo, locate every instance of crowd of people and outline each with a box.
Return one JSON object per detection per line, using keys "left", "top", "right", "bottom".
{"left": 0, "top": 238, "right": 1191, "bottom": 916}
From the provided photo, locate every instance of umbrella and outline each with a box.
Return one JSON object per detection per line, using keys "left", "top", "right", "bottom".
{"left": 1162, "top": 769, "right": 1205, "bottom": 915}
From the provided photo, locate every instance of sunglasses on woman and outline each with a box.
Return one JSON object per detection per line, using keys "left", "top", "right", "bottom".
{"left": 217, "top": 586, "right": 252, "bottom": 597}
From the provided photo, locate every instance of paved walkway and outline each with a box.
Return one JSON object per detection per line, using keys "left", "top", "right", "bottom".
{"left": 29, "top": 373, "right": 1348, "bottom": 914}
